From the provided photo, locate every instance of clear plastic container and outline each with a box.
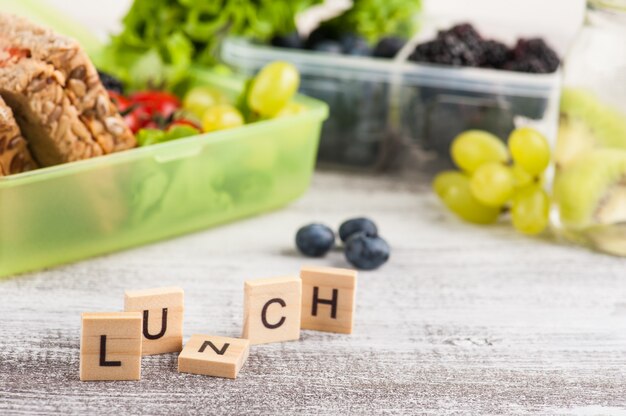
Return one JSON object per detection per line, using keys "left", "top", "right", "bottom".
{"left": 553, "top": 0, "right": 626, "bottom": 256}
{"left": 222, "top": 20, "right": 563, "bottom": 170}
{"left": 0, "top": 71, "right": 328, "bottom": 278}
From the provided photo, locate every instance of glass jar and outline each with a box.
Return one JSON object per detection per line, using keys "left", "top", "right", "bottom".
{"left": 553, "top": 0, "right": 626, "bottom": 255}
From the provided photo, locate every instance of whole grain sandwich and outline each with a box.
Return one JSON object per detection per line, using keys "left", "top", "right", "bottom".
{"left": 0, "top": 95, "right": 38, "bottom": 175}
{"left": 0, "top": 14, "right": 136, "bottom": 176}
{"left": 0, "top": 58, "right": 103, "bottom": 166}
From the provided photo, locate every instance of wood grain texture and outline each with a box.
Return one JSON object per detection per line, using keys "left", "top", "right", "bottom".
{"left": 1, "top": 171, "right": 626, "bottom": 415}
{"left": 79, "top": 312, "right": 142, "bottom": 381}
{"left": 300, "top": 266, "right": 357, "bottom": 334}
{"left": 243, "top": 276, "right": 302, "bottom": 345}
{"left": 178, "top": 334, "right": 250, "bottom": 379}
{"left": 124, "top": 286, "right": 184, "bottom": 355}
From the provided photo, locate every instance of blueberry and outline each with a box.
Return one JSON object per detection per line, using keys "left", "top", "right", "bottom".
{"left": 339, "top": 217, "right": 378, "bottom": 242}
{"left": 340, "top": 34, "right": 371, "bottom": 56}
{"left": 296, "top": 224, "right": 335, "bottom": 257}
{"left": 305, "top": 26, "right": 340, "bottom": 49}
{"left": 344, "top": 232, "right": 390, "bottom": 270}
{"left": 373, "top": 37, "right": 406, "bottom": 58}
{"left": 312, "top": 40, "right": 343, "bottom": 54}
{"left": 271, "top": 32, "right": 304, "bottom": 49}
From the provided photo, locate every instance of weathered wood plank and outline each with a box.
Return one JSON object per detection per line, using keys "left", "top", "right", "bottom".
{"left": 1, "top": 171, "right": 626, "bottom": 415}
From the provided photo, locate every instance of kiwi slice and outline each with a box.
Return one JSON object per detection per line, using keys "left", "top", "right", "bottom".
{"left": 554, "top": 149, "right": 626, "bottom": 255}
{"left": 555, "top": 148, "right": 626, "bottom": 226}
{"left": 556, "top": 89, "right": 626, "bottom": 168}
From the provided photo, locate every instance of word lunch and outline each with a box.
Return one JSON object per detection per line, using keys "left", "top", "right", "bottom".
{"left": 79, "top": 266, "right": 358, "bottom": 381}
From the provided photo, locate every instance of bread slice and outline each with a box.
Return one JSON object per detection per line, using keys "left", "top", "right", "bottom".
{"left": 0, "top": 95, "right": 38, "bottom": 176}
{"left": 0, "top": 58, "right": 103, "bottom": 166}
{"left": 0, "top": 14, "right": 135, "bottom": 154}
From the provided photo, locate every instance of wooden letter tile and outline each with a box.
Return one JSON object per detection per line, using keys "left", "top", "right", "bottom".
{"left": 80, "top": 312, "right": 142, "bottom": 381}
{"left": 300, "top": 266, "right": 357, "bottom": 334}
{"left": 178, "top": 335, "right": 250, "bottom": 379}
{"left": 124, "top": 286, "right": 184, "bottom": 355}
{"left": 242, "top": 276, "right": 302, "bottom": 345}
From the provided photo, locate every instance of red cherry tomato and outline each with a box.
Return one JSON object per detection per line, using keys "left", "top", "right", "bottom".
{"left": 123, "top": 111, "right": 141, "bottom": 133}
{"left": 130, "top": 91, "right": 180, "bottom": 119}
{"left": 143, "top": 120, "right": 161, "bottom": 130}
{"left": 108, "top": 91, "right": 131, "bottom": 113}
{"left": 111, "top": 90, "right": 184, "bottom": 133}
{"left": 125, "top": 106, "right": 155, "bottom": 133}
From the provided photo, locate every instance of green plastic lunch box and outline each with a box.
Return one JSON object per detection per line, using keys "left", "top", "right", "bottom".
{"left": 0, "top": 70, "right": 328, "bottom": 277}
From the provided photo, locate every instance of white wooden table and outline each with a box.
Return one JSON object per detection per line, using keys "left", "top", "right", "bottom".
{"left": 1, "top": 170, "right": 626, "bottom": 415}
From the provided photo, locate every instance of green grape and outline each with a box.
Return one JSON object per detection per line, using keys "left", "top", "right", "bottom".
{"left": 470, "top": 163, "right": 514, "bottom": 207}
{"left": 451, "top": 130, "right": 509, "bottom": 174}
{"left": 511, "top": 185, "right": 550, "bottom": 235}
{"left": 274, "top": 102, "right": 306, "bottom": 118}
{"left": 508, "top": 127, "right": 551, "bottom": 175}
{"left": 433, "top": 171, "right": 467, "bottom": 199}
{"left": 512, "top": 164, "right": 534, "bottom": 188}
{"left": 202, "top": 104, "right": 244, "bottom": 132}
{"left": 248, "top": 61, "right": 300, "bottom": 117}
{"left": 183, "top": 86, "right": 228, "bottom": 119}
{"left": 434, "top": 172, "right": 500, "bottom": 224}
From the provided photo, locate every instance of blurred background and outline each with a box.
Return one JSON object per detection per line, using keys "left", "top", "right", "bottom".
{"left": 47, "top": 0, "right": 586, "bottom": 43}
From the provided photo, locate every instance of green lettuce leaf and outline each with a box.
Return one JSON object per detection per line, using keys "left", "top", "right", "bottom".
{"left": 136, "top": 125, "right": 200, "bottom": 147}
{"left": 98, "top": 0, "right": 321, "bottom": 91}
{"left": 322, "top": 0, "right": 422, "bottom": 44}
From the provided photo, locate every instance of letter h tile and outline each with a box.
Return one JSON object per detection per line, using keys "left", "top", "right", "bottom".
{"left": 300, "top": 266, "right": 357, "bottom": 334}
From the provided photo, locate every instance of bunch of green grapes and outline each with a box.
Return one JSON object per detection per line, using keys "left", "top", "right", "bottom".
{"left": 434, "top": 128, "right": 551, "bottom": 235}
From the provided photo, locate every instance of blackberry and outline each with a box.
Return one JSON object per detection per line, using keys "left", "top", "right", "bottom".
{"left": 438, "top": 35, "right": 466, "bottom": 66}
{"left": 440, "top": 33, "right": 482, "bottom": 66}
{"left": 408, "top": 22, "right": 562, "bottom": 74}
{"left": 410, "top": 36, "right": 478, "bottom": 66}
{"left": 97, "top": 70, "right": 124, "bottom": 94}
{"left": 448, "top": 23, "right": 482, "bottom": 44}
{"left": 445, "top": 23, "right": 483, "bottom": 57}
{"left": 410, "top": 23, "right": 483, "bottom": 67}
{"left": 512, "top": 38, "right": 560, "bottom": 72}
{"left": 373, "top": 37, "right": 406, "bottom": 59}
{"left": 505, "top": 57, "right": 550, "bottom": 74}
{"left": 481, "top": 40, "right": 511, "bottom": 69}
{"left": 409, "top": 40, "right": 441, "bottom": 63}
